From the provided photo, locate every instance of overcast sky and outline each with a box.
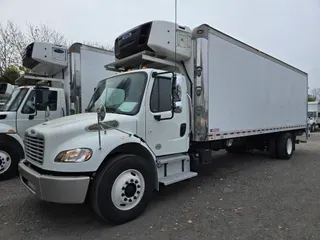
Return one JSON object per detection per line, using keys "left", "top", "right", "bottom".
{"left": 1, "top": 0, "right": 319, "bottom": 89}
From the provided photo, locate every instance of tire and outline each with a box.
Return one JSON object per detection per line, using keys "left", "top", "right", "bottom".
{"left": 0, "top": 143, "right": 20, "bottom": 181}
{"left": 90, "top": 154, "right": 154, "bottom": 225}
{"left": 276, "top": 132, "right": 294, "bottom": 160}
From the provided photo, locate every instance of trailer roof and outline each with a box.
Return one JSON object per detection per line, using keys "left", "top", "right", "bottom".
{"left": 192, "top": 24, "right": 308, "bottom": 76}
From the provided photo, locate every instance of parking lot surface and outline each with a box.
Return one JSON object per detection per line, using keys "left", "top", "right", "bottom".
{"left": 1, "top": 132, "right": 320, "bottom": 240}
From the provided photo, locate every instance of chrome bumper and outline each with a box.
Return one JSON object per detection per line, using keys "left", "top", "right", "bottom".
{"left": 18, "top": 160, "right": 90, "bottom": 204}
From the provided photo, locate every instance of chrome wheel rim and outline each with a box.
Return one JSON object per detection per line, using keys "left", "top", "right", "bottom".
{"left": 286, "top": 138, "right": 293, "bottom": 155}
{"left": 111, "top": 169, "right": 145, "bottom": 211}
{"left": 0, "top": 150, "right": 11, "bottom": 174}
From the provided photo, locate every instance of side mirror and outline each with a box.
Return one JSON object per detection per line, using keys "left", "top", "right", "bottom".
{"left": 45, "top": 106, "right": 50, "bottom": 118}
{"left": 97, "top": 104, "right": 106, "bottom": 122}
{"left": 152, "top": 71, "right": 176, "bottom": 121}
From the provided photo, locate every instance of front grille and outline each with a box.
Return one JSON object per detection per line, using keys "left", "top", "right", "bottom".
{"left": 24, "top": 134, "right": 45, "bottom": 164}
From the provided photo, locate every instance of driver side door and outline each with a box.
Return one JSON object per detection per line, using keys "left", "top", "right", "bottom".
{"left": 16, "top": 89, "right": 59, "bottom": 138}
{"left": 145, "top": 73, "right": 189, "bottom": 156}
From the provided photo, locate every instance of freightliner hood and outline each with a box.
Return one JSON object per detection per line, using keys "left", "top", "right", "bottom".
{"left": 27, "top": 112, "right": 138, "bottom": 142}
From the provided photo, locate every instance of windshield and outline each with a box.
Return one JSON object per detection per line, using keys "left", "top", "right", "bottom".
{"left": 1, "top": 88, "right": 29, "bottom": 112}
{"left": 86, "top": 72, "right": 148, "bottom": 115}
{"left": 307, "top": 112, "right": 315, "bottom": 118}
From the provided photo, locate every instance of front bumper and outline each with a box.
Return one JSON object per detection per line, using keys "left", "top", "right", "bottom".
{"left": 18, "top": 160, "right": 90, "bottom": 204}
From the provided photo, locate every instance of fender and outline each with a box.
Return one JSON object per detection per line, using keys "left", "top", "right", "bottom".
{"left": 98, "top": 135, "right": 159, "bottom": 190}
{"left": 0, "top": 123, "right": 24, "bottom": 149}
{"left": 0, "top": 123, "right": 16, "bottom": 134}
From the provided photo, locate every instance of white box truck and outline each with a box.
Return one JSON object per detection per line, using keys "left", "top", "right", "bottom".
{"left": 0, "top": 42, "right": 115, "bottom": 181}
{"left": 307, "top": 101, "right": 320, "bottom": 132}
{"left": 18, "top": 21, "right": 308, "bottom": 224}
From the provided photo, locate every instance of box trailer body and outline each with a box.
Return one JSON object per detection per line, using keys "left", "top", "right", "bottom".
{"left": 194, "top": 27, "right": 308, "bottom": 141}
{"left": 19, "top": 21, "right": 308, "bottom": 224}
{"left": 0, "top": 42, "right": 115, "bottom": 181}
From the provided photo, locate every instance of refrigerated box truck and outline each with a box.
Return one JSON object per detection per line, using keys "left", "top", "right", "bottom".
{"left": 0, "top": 41, "right": 115, "bottom": 181}
{"left": 19, "top": 21, "right": 308, "bottom": 224}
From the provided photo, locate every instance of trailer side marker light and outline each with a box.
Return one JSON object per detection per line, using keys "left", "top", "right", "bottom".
{"left": 197, "top": 30, "right": 204, "bottom": 35}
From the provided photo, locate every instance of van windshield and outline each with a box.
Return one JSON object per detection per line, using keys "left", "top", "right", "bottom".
{"left": 1, "top": 88, "right": 29, "bottom": 112}
{"left": 86, "top": 72, "right": 147, "bottom": 116}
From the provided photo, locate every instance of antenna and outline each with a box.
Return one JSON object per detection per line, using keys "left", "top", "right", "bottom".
{"left": 174, "top": 0, "right": 177, "bottom": 72}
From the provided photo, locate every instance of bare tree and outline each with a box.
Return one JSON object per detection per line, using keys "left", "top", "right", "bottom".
{"left": 25, "top": 22, "right": 67, "bottom": 46}
{"left": 82, "top": 40, "right": 114, "bottom": 51}
{"left": 0, "top": 21, "right": 26, "bottom": 75}
{"left": 310, "top": 88, "right": 320, "bottom": 101}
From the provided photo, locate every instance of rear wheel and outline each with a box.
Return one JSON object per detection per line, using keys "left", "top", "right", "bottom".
{"left": 276, "top": 132, "right": 294, "bottom": 160}
{"left": 90, "top": 154, "right": 154, "bottom": 225}
{"left": 0, "top": 144, "right": 20, "bottom": 181}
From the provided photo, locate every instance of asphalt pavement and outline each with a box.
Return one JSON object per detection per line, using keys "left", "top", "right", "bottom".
{"left": 1, "top": 132, "right": 320, "bottom": 240}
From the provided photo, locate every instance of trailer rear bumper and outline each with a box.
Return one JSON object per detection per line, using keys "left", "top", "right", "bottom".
{"left": 18, "top": 160, "right": 90, "bottom": 204}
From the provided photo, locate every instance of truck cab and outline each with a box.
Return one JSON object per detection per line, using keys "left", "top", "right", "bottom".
{"left": 0, "top": 82, "right": 66, "bottom": 181}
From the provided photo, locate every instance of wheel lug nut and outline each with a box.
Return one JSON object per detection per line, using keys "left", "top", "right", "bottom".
{"left": 121, "top": 193, "right": 125, "bottom": 197}
{"left": 134, "top": 196, "right": 137, "bottom": 200}
{"left": 135, "top": 180, "right": 138, "bottom": 184}
{"left": 122, "top": 187, "right": 125, "bottom": 190}
{"left": 124, "top": 198, "right": 128, "bottom": 201}
{"left": 129, "top": 199, "right": 132, "bottom": 202}
{"left": 130, "top": 179, "right": 134, "bottom": 183}
{"left": 137, "top": 185, "right": 141, "bottom": 188}
{"left": 137, "top": 191, "right": 140, "bottom": 194}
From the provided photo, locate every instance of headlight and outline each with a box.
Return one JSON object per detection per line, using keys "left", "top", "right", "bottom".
{"left": 54, "top": 148, "right": 92, "bottom": 163}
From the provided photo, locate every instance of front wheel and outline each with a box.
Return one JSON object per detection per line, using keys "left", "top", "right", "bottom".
{"left": 90, "top": 154, "right": 154, "bottom": 225}
{"left": 0, "top": 144, "right": 20, "bottom": 181}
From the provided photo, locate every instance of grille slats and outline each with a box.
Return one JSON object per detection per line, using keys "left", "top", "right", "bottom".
{"left": 24, "top": 134, "right": 44, "bottom": 164}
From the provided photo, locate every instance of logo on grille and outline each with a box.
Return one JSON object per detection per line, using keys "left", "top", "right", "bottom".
{"left": 30, "top": 129, "right": 36, "bottom": 134}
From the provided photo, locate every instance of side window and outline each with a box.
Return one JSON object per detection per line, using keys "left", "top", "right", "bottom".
{"left": 21, "top": 91, "right": 36, "bottom": 114}
{"left": 37, "top": 90, "right": 58, "bottom": 111}
{"left": 150, "top": 77, "right": 172, "bottom": 113}
{"left": 21, "top": 90, "right": 58, "bottom": 114}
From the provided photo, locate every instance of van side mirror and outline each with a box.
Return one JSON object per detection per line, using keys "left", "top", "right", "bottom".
{"left": 45, "top": 106, "right": 50, "bottom": 120}
{"left": 152, "top": 71, "right": 176, "bottom": 121}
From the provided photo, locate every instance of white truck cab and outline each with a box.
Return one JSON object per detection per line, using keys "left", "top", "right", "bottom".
{"left": 19, "top": 20, "right": 308, "bottom": 225}
{"left": 0, "top": 41, "right": 115, "bottom": 181}
{"left": 307, "top": 101, "right": 320, "bottom": 132}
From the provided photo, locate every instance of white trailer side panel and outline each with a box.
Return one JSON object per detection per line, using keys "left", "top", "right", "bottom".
{"left": 206, "top": 32, "right": 308, "bottom": 138}
{"left": 80, "top": 46, "right": 116, "bottom": 110}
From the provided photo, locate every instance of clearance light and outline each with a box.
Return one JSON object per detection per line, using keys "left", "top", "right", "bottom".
{"left": 197, "top": 30, "right": 204, "bottom": 35}
{"left": 8, "top": 129, "right": 15, "bottom": 133}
